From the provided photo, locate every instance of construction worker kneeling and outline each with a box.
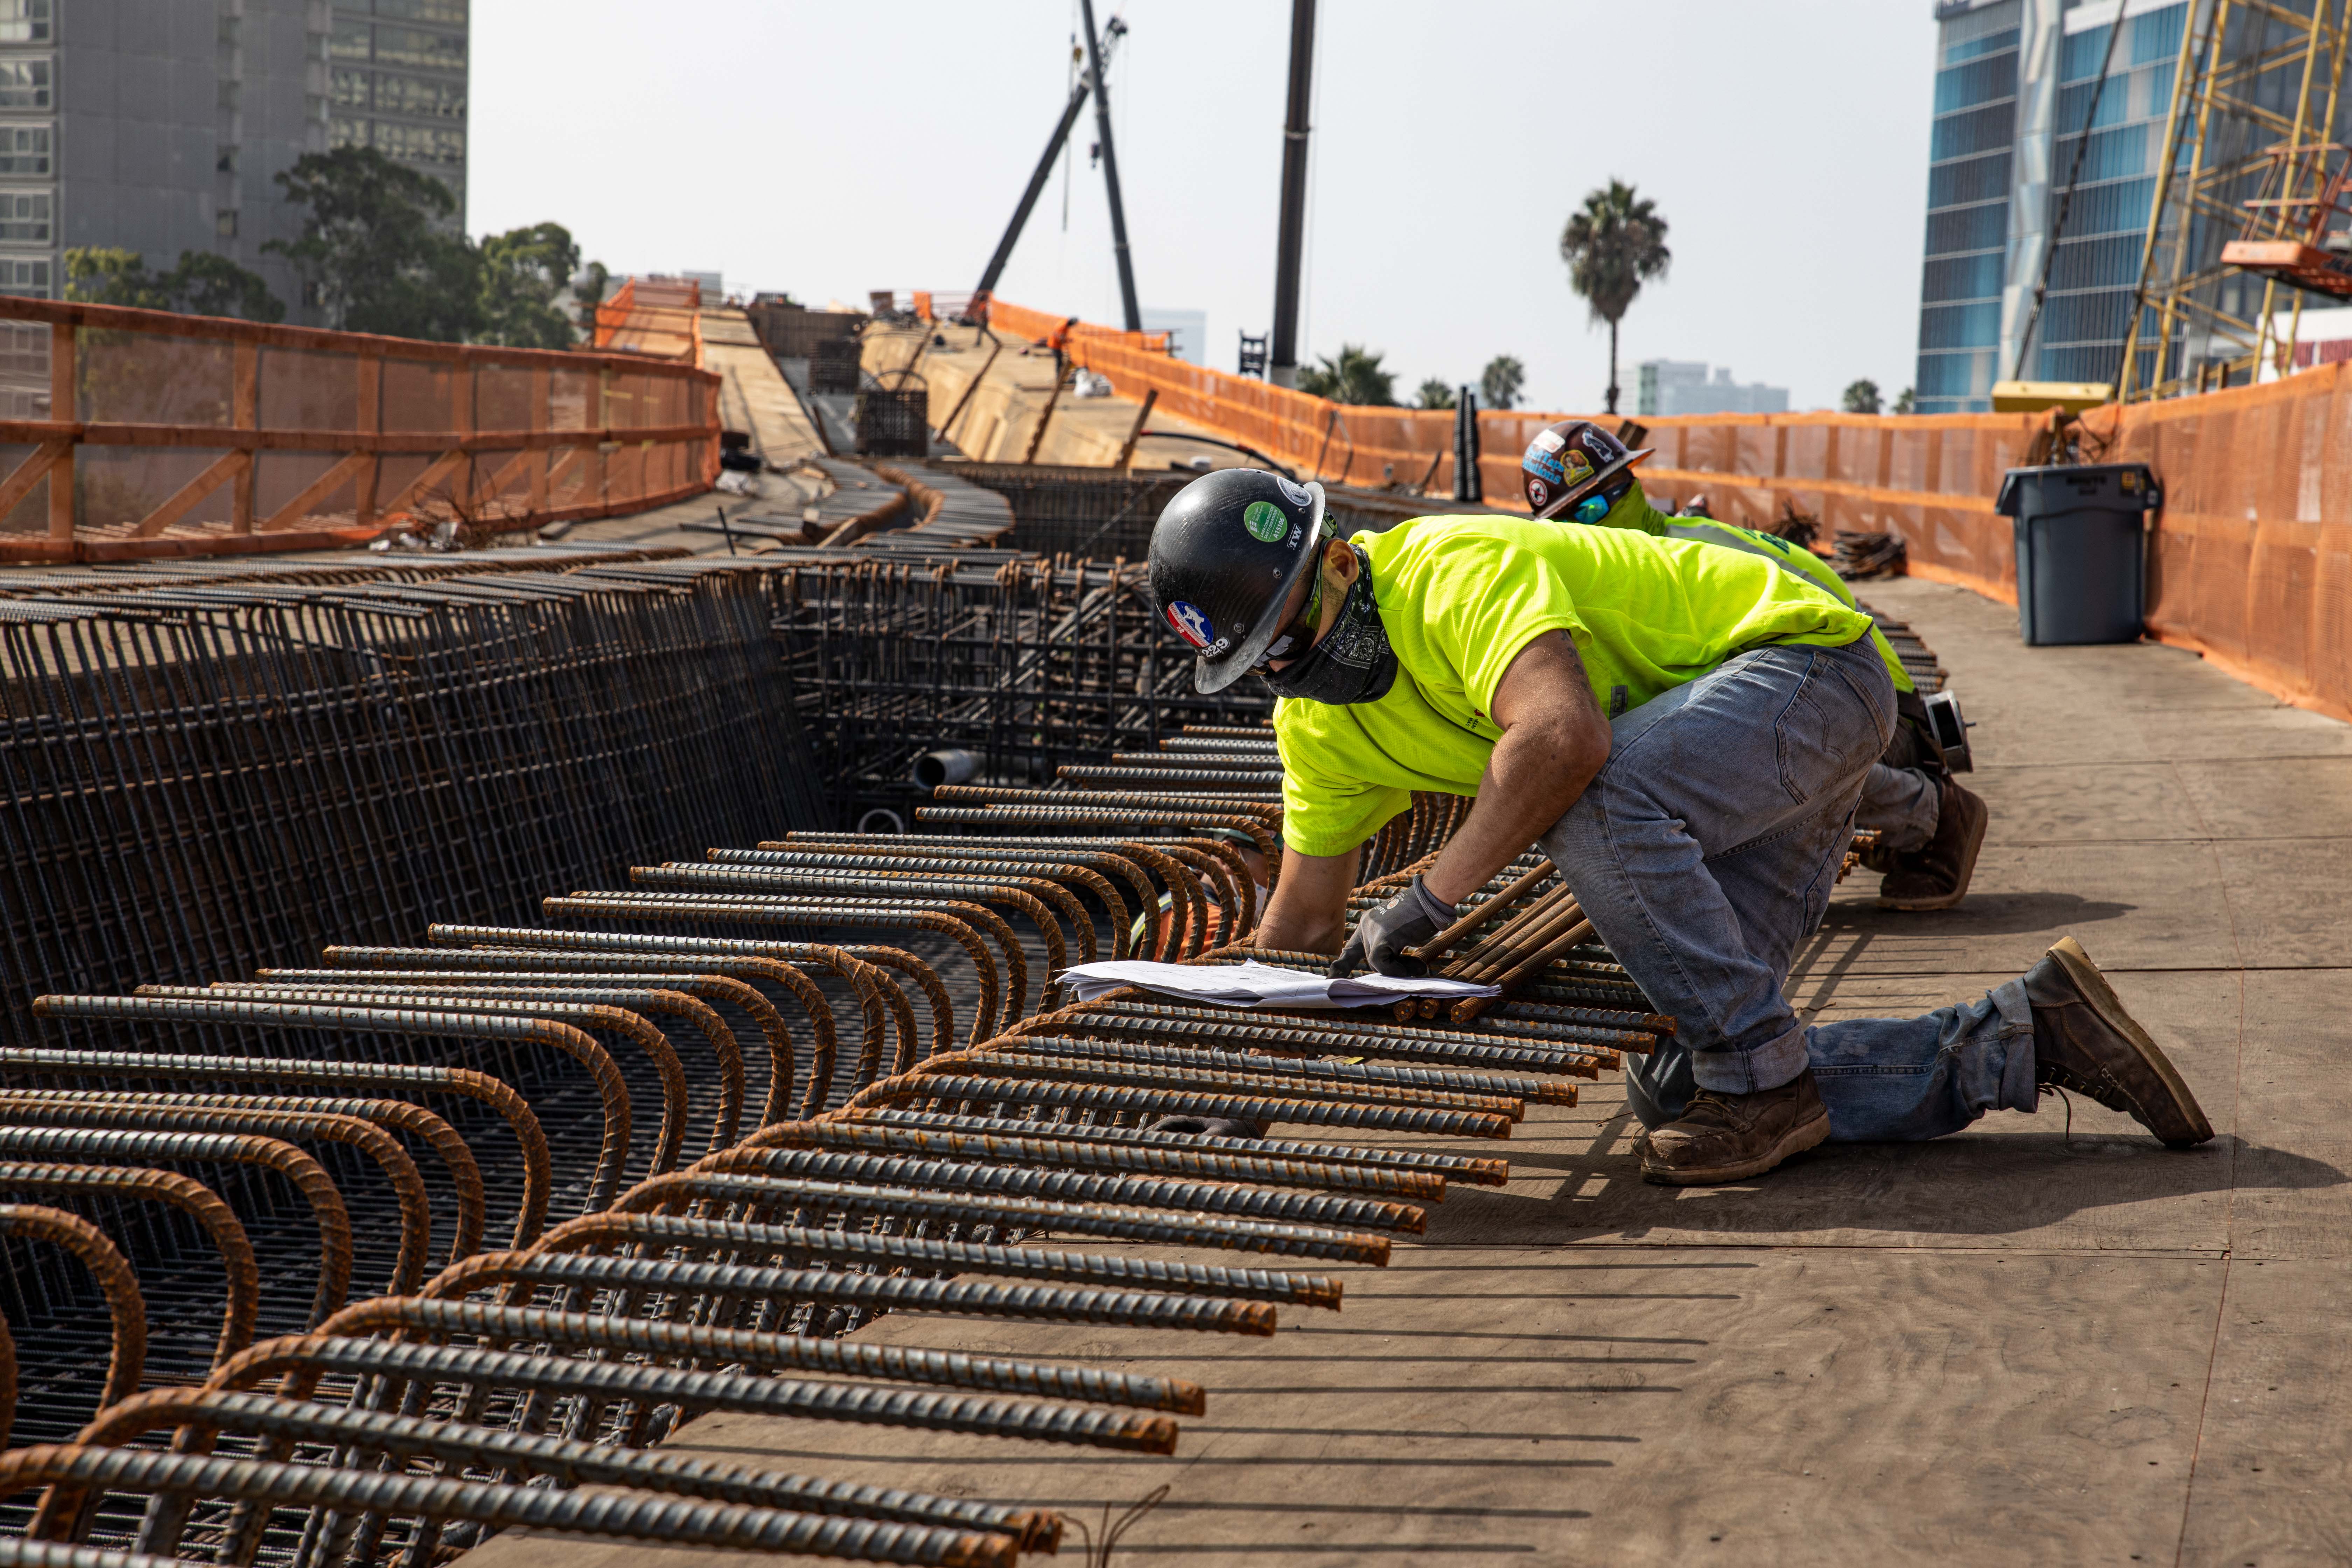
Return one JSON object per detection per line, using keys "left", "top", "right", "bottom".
{"left": 1146, "top": 445, "right": 2211, "bottom": 1185}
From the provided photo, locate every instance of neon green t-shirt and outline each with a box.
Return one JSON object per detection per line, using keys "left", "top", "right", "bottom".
{"left": 1598, "top": 486, "right": 1912, "bottom": 694}
{"left": 1273, "top": 509, "right": 1881, "bottom": 856}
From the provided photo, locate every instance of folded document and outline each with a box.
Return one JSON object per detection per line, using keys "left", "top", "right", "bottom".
{"left": 1054, "top": 958, "right": 1501, "bottom": 1010}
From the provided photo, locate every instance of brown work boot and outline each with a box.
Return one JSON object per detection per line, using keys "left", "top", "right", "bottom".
{"left": 1878, "top": 777, "right": 1989, "bottom": 910}
{"left": 1639, "top": 1069, "right": 1832, "bottom": 1185}
{"left": 2024, "top": 936, "right": 2212, "bottom": 1148}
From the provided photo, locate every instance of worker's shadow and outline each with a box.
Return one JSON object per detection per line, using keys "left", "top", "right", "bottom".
{"left": 1815, "top": 889, "right": 2137, "bottom": 938}
{"left": 1441, "top": 1117, "right": 2346, "bottom": 1244}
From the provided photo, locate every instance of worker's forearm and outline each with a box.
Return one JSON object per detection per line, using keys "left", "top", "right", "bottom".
{"left": 1424, "top": 717, "right": 1606, "bottom": 905}
{"left": 1254, "top": 844, "right": 1360, "bottom": 954}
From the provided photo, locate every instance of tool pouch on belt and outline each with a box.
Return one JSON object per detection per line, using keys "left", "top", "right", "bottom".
{"left": 1882, "top": 690, "right": 1952, "bottom": 779}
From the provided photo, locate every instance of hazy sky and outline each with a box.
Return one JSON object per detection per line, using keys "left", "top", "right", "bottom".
{"left": 472, "top": 1, "right": 1937, "bottom": 413}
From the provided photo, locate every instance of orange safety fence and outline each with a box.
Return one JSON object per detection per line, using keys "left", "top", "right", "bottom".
{"left": 965, "top": 294, "right": 2352, "bottom": 722}
{"left": 0, "top": 295, "right": 720, "bottom": 563}
{"left": 978, "top": 297, "right": 2049, "bottom": 603}
{"left": 2080, "top": 365, "right": 2352, "bottom": 724}
{"left": 978, "top": 297, "right": 1171, "bottom": 357}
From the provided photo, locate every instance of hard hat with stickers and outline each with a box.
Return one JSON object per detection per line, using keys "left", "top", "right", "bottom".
{"left": 1520, "top": 420, "right": 1654, "bottom": 524}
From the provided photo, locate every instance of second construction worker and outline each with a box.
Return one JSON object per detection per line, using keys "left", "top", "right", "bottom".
{"left": 1519, "top": 425, "right": 1989, "bottom": 910}
{"left": 1146, "top": 448, "right": 2212, "bottom": 1184}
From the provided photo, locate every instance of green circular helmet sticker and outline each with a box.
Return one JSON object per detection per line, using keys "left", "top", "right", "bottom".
{"left": 1242, "top": 500, "right": 1289, "bottom": 542}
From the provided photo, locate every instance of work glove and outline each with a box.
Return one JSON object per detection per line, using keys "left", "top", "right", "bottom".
{"left": 1329, "top": 874, "right": 1456, "bottom": 978}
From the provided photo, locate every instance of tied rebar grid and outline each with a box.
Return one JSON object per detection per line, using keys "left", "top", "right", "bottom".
{"left": 0, "top": 562, "right": 825, "bottom": 1045}
{"left": 766, "top": 556, "right": 1273, "bottom": 823}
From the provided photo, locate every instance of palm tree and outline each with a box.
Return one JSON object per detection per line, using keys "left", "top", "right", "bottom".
{"left": 1842, "top": 378, "right": 1882, "bottom": 414}
{"left": 1559, "top": 180, "right": 1671, "bottom": 414}
{"left": 1479, "top": 356, "right": 1525, "bottom": 411}
{"left": 1415, "top": 378, "right": 1456, "bottom": 410}
{"left": 1297, "top": 343, "right": 1398, "bottom": 406}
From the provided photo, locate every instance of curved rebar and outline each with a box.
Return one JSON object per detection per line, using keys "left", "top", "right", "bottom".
{"left": 0, "top": 1128, "right": 350, "bottom": 1329}
{"left": 0, "top": 1098, "right": 434, "bottom": 1297}
{"left": 0, "top": 1164, "right": 257, "bottom": 1371}
{"left": 0, "top": 1206, "right": 145, "bottom": 1412}
{"left": 0, "top": 1047, "right": 550, "bottom": 1248}
{"left": 28, "top": 996, "right": 630, "bottom": 1217}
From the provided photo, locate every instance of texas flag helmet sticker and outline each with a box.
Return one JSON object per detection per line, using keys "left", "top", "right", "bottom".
{"left": 1166, "top": 601, "right": 1214, "bottom": 649}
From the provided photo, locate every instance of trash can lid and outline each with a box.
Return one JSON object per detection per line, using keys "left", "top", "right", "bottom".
{"left": 1994, "top": 463, "right": 2160, "bottom": 516}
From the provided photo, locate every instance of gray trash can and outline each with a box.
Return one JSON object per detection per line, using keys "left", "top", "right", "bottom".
{"left": 1993, "top": 463, "right": 2161, "bottom": 646}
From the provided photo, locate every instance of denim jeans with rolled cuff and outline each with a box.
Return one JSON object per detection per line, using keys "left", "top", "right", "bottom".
{"left": 1538, "top": 637, "right": 2038, "bottom": 1141}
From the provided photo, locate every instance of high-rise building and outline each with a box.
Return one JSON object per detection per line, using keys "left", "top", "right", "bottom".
{"left": 327, "top": 2, "right": 468, "bottom": 220}
{"left": 1637, "top": 359, "right": 1791, "bottom": 416}
{"left": 1913, "top": 0, "right": 2338, "bottom": 411}
{"left": 0, "top": 0, "right": 464, "bottom": 318}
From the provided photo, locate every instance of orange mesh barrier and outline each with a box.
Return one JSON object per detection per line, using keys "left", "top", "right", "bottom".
{"left": 2078, "top": 367, "right": 2352, "bottom": 723}
{"left": 979, "top": 298, "right": 2047, "bottom": 602}
{"left": 980, "top": 297, "right": 1170, "bottom": 357}
{"left": 0, "top": 295, "right": 720, "bottom": 563}
{"left": 1626, "top": 411, "right": 2051, "bottom": 602}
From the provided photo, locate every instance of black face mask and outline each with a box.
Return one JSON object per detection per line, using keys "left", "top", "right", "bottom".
{"left": 1259, "top": 551, "right": 1398, "bottom": 705}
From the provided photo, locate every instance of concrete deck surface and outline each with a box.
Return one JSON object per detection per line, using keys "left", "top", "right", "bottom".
{"left": 466, "top": 576, "right": 2352, "bottom": 1566}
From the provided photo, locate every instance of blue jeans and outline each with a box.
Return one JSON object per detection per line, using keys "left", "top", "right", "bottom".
{"left": 1855, "top": 761, "right": 1940, "bottom": 852}
{"left": 1539, "top": 637, "right": 2039, "bottom": 1141}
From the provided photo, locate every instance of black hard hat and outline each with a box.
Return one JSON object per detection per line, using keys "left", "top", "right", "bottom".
{"left": 1521, "top": 419, "right": 1654, "bottom": 521}
{"left": 1147, "top": 468, "right": 1329, "bottom": 694}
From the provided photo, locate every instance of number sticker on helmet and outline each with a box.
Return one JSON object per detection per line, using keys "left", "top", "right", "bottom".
{"left": 1166, "top": 600, "right": 1215, "bottom": 648}
{"left": 1242, "top": 500, "right": 1289, "bottom": 542}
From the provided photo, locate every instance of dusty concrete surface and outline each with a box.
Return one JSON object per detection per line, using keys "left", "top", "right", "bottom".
{"left": 465, "top": 576, "right": 2352, "bottom": 1565}
{"left": 703, "top": 307, "right": 827, "bottom": 465}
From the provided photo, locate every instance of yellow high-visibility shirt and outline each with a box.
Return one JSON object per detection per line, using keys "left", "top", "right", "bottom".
{"left": 1595, "top": 488, "right": 1914, "bottom": 695}
{"left": 1273, "top": 511, "right": 1879, "bottom": 856}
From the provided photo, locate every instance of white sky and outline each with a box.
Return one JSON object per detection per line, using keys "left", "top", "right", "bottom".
{"left": 471, "top": 1, "right": 1937, "bottom": 413}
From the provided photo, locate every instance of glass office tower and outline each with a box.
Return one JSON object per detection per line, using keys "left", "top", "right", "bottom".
{"left": 1913, "top": 0, "right": 2191, "bottom": 412}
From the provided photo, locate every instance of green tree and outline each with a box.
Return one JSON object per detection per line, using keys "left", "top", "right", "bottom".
{"left": 1297, "top": 343, "right": 1396, "bottom": 406}
{"left": 1559, "top": 179, "right": 1672, "bottom": 415}
{"left": 1415, "top": 378, "right": 1456, "bottom": 410}
{"left": 64, "top": 248, "right": 173, "bottom": 309}
{"left": 1842, "top": 377, "right": 1883, "bottom": 414}
{"left": 1479, "top": 355, "right": 1525, "bottom": 411}
{"left": 65, "top": 247, "right": 284, "bottom": 322}
{"left": 168, "top": 252, "right": 287, "bottom": 322}
{"left": 1893, "top": 386, "right": 1916, "bottom": 415}
{"left": 572, "top": 258, "right": 612, "bottom": 330}
{"left": 267, "top": 146, "right": 480, "bottom": 341}
{"left": 477, "top": 221, "right": 581, "bottom": 348}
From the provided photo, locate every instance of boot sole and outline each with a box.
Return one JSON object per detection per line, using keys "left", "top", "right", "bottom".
{"left": 1878, "top": 789, "right": 1988, "bottom": 911}
{"left": 1641, "top": 1102, "right": 1832, "bottom": 1186}
{"left": 2046, "top": 935, "right": 2214, "bottom": 1147}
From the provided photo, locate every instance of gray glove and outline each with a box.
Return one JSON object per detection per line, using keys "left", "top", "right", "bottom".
{"left": 1329, "top": 874, "right": 1456, "bottom": 978}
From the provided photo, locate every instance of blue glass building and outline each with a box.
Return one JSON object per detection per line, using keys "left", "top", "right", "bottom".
{"left": 1915, "top": 0, "right": 2191, "bottom": 412}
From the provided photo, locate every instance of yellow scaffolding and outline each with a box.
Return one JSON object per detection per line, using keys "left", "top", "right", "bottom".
{"left": 2118, "top": 0, "right": 2352, "bottom": 399}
